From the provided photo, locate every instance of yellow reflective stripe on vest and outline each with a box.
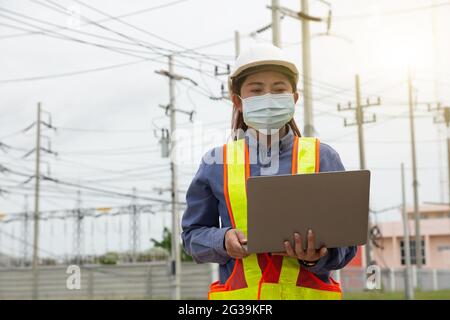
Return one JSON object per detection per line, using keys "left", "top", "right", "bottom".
{"left": 226, "top": 139, "right": 247, "bottom": 234}
{"left": 279, "top": 137, "right": 319, "bottom": 286}
{"left": 225, "top": 139, "right": 262, "bottom": 289}
{"left": 209, "top": 286, "right": 259, "bottom": 300}
{"left": 278, "top": 256, "right": 300, "bottom": 285}
{"left": 259, "top": 283, "right": 342, "bottom": 300}
{"left": 297, "top": 137, "right": 317, "bottom": 174}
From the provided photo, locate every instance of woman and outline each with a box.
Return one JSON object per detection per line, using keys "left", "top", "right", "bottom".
{"left": 181, "top": 43, "right": 356, "bottom": 300}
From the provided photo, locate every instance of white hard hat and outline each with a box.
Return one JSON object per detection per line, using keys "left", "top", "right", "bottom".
{"left": 228, "top": 43, "right": 299, "bottom": 94}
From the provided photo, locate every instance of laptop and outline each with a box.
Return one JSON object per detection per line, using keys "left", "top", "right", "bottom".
{"left": 246, "top": 170, "right": 370, "bottom": 253}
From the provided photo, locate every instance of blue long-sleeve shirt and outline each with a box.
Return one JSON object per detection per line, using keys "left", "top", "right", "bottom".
{"left": 181, "top": 127, "right": 357, "bottom": 284}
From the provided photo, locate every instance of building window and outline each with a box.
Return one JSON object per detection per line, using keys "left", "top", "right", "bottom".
{"left": 400, "top": 239, "right": 426, "bottom": 265}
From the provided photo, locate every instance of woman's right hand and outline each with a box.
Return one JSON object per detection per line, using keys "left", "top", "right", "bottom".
{"left": 224, "top": 229, "right": 250, "bottom": 259}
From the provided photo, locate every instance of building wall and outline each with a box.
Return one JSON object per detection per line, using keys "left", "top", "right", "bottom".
{"left": 371, "top": 218, "right": 450, "bottom": 269}
{"left": 429, "top": 235, "right": 450, "bottom": 269}
{"left": 372, "top": 234, "right": 450, "bottom": 269}
{"left": 372, "top": 237, "right": 397, "bottom": 268}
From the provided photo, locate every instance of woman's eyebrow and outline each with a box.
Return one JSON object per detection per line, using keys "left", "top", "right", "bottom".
{"left": 272, "top": 81, "right": 288, "bottom": 86}
{"left": 245, "top": 81, "right": 265, "bottom": 86}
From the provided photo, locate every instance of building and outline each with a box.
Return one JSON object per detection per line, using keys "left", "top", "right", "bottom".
{"left": 370, "top": 204, "right": 450, "bottom": 269}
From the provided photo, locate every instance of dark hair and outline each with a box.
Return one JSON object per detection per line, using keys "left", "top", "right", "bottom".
{"left": 230, "top": 66, "right": 302, "bottom": 138}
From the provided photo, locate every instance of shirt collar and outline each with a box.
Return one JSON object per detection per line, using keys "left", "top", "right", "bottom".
{"left": 246, "top": 125, "right": 294, "bottom": 154}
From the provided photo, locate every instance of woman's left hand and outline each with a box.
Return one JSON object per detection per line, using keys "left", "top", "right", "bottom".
{"left": 273, "top": 229, "right": 328, "bottom": 262}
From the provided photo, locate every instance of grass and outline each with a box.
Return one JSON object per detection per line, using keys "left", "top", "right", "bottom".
{"left": 344, "top": 289, "right": 450, "bottom": 300}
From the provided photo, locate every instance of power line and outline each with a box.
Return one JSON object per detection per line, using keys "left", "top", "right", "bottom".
{"left": 0, "top": 13, "right": 158, "bottom": 60}
{"left": 0, "top": 7, "right": 224, "bottom": 79}
{"left": 1, "top": 1, "right": 231, "bottom": 76}
{"left": 53, "top": 126, "right": 154, "bottom": 133}
{"left": 68, "top": 0, "right": 228, "bottom": 67}
{"left": 7, "top": 176, "right": 173, "bottom": 203}
{"left": 55, "top": 144, "right": 161, "bottom": 155}
{"left": 38, "top": 0, "right": 169, "bottom": 57}
{"left": 0, "top": 164, "right": 181, "bottom": 204}
{"left": 2, "top": 201, "right": 166, "bottom": 218}
{"left": 0, "top": 0, "right": 194, "bottom": 40}
{"left": 1, "top": 7, "right": 398, "bottom": 105}
{"left": 5, "top": 188, "right": 134, "bottom": 207}
{"left": 323, "top": 109, "right": 412, "bottom": 142}
{"left": 0, "top": 5, "right": 169, "bottom": 51}
{"left": 0, "top": 23, "right": 220, "bottom": 92}
{"left": 0, "top": 123, "right": 38, "bottom": 140}
{"left": 35, "top": 0, "right": 228, "bottom": 69}
{"left": 43, "top": 176, "right": 181, "bottom": 204}
{"left": 370, "top": 204, "right": 402, "bottom": 214}
{"left": 54, "top": 155, "right": 161, "bottom": 168}
{"left": 0, "top": 59, "right": 148, "bottom": 84}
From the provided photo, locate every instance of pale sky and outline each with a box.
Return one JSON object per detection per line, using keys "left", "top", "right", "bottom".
{"left": 0, "top": 0, "right": 449, "bottom": 259}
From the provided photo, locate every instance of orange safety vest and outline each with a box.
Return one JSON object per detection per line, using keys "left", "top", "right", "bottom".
{"left": 208, "top": 136, "right": 342, "bottom": 300}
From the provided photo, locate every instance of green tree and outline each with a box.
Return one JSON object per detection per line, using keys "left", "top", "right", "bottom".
{"left": 150, "top": 227, "right": 193, "bottom": 262}
{"left": 99, "top": 251, "right": 119, "bottom": 265}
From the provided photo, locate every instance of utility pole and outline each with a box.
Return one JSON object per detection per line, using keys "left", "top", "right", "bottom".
{"left": 27, "top": 103, "right": 57, "bottom": 298}
{"left": 428, "top": 104, "right": 450, "bottom": 204}
{"left": 155, "top": 56, "right": 196, "bottom": 300}
{"left": 104, "top": 215, "right": 108, "bottom": 253}
{"left": 407, "top": 69, "right": 423, "bottom": 269}
{"left": 169, "top": 56, "right": 180, "bottom": 300}
{"left": 32, "top": 102, "right": 42, "bottom": 300}
{"left": 269, "top": 1, "right": 331, "bottom": 137}
{"left": 271, "top": 0, "right": 281, "bottom": 47}
{"left": 129, "top": 187, "right": 139, "bottom": 263}
{"left": 73, "top": 190, "right": 83, "bottom": 265}
{"left": 23, "top": 195, "right": 29, "bottom": 267}
{"left": 90, "top": 214, "right": 95, "bottom": 257}
{"left": 118, "top": 212, "right": 123, "bottom": 253}
{"left": 300, "top": 0, "right": 314, "bottom": 137}
{"left": 337, "top": 74, "right": 381, "bottom": 269}
{"left": 210, "top": 31, "right": 237, "bottom": 101}
{"left": 234, "top": 30, "right": 241, "bottom": 58}
{"left": 431, "top": 0, "right": 446, "bottom": 203}
{"left": 64, "top": 218, "right": 68, "bottom": 264}
{"left": 401, "top": 163, "right": 414, "bottom": 300}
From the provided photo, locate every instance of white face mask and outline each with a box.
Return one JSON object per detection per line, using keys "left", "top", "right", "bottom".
{"left": 241, "top": 93, "right": 295, "bottom": 132}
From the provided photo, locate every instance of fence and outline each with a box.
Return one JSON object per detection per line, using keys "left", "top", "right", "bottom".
{"left": 0, "top": 262, "right": 213, "bottom": 300}
{"left": 340, "top": 267, "right": 450, "bottom": 292}
{"left": 1, "top": 263, "right": 450, "bottom": 299}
